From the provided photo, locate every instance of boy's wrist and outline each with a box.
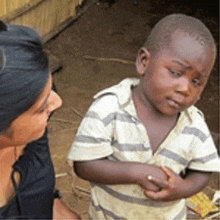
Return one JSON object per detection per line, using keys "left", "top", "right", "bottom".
{"left": 130, "top": 163, "right": 167, "bottom": 191}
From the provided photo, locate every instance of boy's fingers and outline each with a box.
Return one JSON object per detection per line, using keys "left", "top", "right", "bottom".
{"left": 144, "top": 190, "right": 166, "bottom": 201}
{"left": 144, "top": 190, "right": 157, "bottom": 200}
{"left": 160, "top": 166, "right": 175, "bottom": 177}
{"left": 148, "top": 176, "right": 169, "bottom": 189}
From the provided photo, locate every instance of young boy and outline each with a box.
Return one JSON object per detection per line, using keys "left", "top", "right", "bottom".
{"left": 67, "top": 14, "right": 220, "bottom": 219}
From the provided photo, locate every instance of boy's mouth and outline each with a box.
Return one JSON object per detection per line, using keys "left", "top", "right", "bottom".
{"left": 167, "top": 98, "right": 184, "bottom": 109}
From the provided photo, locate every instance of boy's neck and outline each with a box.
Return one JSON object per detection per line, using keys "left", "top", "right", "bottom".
{"left": 132, "top": 85, "right": 179, "bottom": 121}
{"left": 132, "top": 86, "right": 179, "bottom": 154}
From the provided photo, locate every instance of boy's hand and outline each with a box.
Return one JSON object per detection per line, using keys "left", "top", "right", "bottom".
{"left": 144, "top": 166, "right": 186, "bottom": 201}
{"left": 133, "top": 164, "right": 168, "bottom": 192}
{"left": 144, "top": 167, "right": 212, "bottom": 201}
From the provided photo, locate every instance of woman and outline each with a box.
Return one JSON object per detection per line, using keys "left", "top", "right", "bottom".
{"left": 0, "top": 21, "right": 80, "bottom": 219}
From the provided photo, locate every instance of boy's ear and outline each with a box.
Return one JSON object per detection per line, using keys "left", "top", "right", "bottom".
{"left": 136, "top": 47, "right": 150, "bottom": 75}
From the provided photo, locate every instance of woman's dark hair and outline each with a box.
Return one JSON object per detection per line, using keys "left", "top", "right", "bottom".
{"left": 0, "top": 21, "right": 49, "bottom": 133}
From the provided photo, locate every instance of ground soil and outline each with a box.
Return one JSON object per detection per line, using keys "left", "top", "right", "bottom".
{"left": 45, "top": 0, "right": 219, "bottom": 219}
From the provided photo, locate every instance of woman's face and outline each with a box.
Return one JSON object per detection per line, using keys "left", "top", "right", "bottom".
{"left": 0, "top": 74, "right": 62, "bottom": 146}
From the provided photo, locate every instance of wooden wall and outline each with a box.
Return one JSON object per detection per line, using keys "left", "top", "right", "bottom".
{"left": 0, "top": 0, "right": 84, "bottom": 41}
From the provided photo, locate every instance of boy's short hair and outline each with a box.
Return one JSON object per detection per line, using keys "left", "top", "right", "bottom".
{"left": 145, "top": 14, "right": 216, "bottom": 54}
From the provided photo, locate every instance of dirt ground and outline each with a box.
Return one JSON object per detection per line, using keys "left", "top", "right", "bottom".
{"left": 45, "top": 0, "right": 219, "bottom": 219}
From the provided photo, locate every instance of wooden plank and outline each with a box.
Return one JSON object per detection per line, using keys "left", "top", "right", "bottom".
{"left": 0, "top": 0, "right": 45, "bottom": 22}
{"left": 0, "top": 0, "right": 98, "bottom": 43}
{"left": 42, "top": 0, "right": 99, "bottom": 42}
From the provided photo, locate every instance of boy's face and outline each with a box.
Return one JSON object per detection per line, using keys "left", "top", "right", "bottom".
{"left": 136, "top": 31, "right": 215, "bottom": 116}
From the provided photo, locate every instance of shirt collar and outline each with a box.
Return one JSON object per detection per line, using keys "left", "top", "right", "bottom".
{"left": 94, "top": 78, "right": 199, "bottom": 124}
{"left": 94, "top": 78, "right": 139, "bottom": 108}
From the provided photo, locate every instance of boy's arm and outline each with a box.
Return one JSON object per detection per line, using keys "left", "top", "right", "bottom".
{"left": 74, "top": 158, "right": 167, "bottom": 192}
{"left": 144, "top": 166, "right": 212, "bottom": 201}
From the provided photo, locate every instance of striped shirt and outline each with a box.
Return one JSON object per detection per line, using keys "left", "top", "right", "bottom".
{"left": 68, "top": 78, "right": 220, "bottom": 220}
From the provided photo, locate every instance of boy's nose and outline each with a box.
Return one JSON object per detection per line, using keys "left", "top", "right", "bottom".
{"left": 176, "top": 78, "right": 191, "bottom": 96}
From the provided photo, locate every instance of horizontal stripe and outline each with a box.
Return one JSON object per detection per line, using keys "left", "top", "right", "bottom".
{"left": 85, "top": 111, "right": 101, "bottom": 120}
{"left": 159, "top": 149, "right": 188, "bottom": 166}
{"left": 113, "top": 142, "right": 150, "bottom": 152}
{"left": 191, "top": 152, "right": 218, "bottom": 163}
{"left": 75, "top": 135, "right": 109, "bottom": 144}
{"left": 85, "top": 111, "right": 117, "bottom": 127}
{"left": 103, "top": 112, "right": 138, "bottom": 126}
{"left": 86, "top": 111, "right": 137, "bottom": 127}
{"left": 102, "top": 113, "right": 116, "bottom": 126}
{"left": 116, "top": 113, "right": 136, "bottom": 123}
{"left": 97, "top": 184, "right": 174, "bottom": 207}
{"left": 91, "top": 199, "right": 126, "bottom": 220}
{"left": 182, "top": 126, "right": 207, "bottom": 142}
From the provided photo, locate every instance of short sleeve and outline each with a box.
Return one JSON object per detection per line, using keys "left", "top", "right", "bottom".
{"left": 67, "top": 95, "right": 118, "bottom": 161}
{"left": 188, "top": 134, "right": 220, "bottom": 172}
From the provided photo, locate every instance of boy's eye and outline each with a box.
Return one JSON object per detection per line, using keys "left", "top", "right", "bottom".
{"left": 192, "top": 78, "right": 202, "bottom": 86}
{"left": 169, "top": 69, "right": 183, "bottom": 77}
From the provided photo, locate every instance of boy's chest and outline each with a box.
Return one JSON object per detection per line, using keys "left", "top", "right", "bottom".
{"left": 130, "top": 90, "right": 178, "bottom": 154}
{"left": 112, "top": 112, "right": 177, "bottom": 157}
{"left": 111, "top": 115, "right": 189, "bottom": 174}
{"left": 126, "top": 102, "right": 178, "bottom": 154}
{"left": 141, "top": 117, "right": 177, "bottom": 154}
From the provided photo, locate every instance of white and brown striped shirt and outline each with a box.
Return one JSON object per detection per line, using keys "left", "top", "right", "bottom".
{"left": 68, "top": 78, "right": 220, "bottom": 220}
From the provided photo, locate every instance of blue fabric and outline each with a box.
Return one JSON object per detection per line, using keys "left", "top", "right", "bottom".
{"left": 0, "top": 131, "right": 55, "bottom": 219}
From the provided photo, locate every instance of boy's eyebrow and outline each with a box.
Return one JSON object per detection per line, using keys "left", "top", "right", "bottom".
{"left": 172, "top": 60, "right": 191, "bottom": 68}
{"left": 195, "top": 71, "right": 206, "bottom": 79}
{"left": 172, "top": 60, "right": 207, "bottom": 77}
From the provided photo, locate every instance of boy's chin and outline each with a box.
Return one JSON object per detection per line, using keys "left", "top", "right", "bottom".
{"left": 156, "top": 108, "right": 181, "bottom": 117}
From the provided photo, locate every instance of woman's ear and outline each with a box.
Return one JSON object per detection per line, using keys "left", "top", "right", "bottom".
{"left": 136, "top": 47, "right": 150, "bottom": 75}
